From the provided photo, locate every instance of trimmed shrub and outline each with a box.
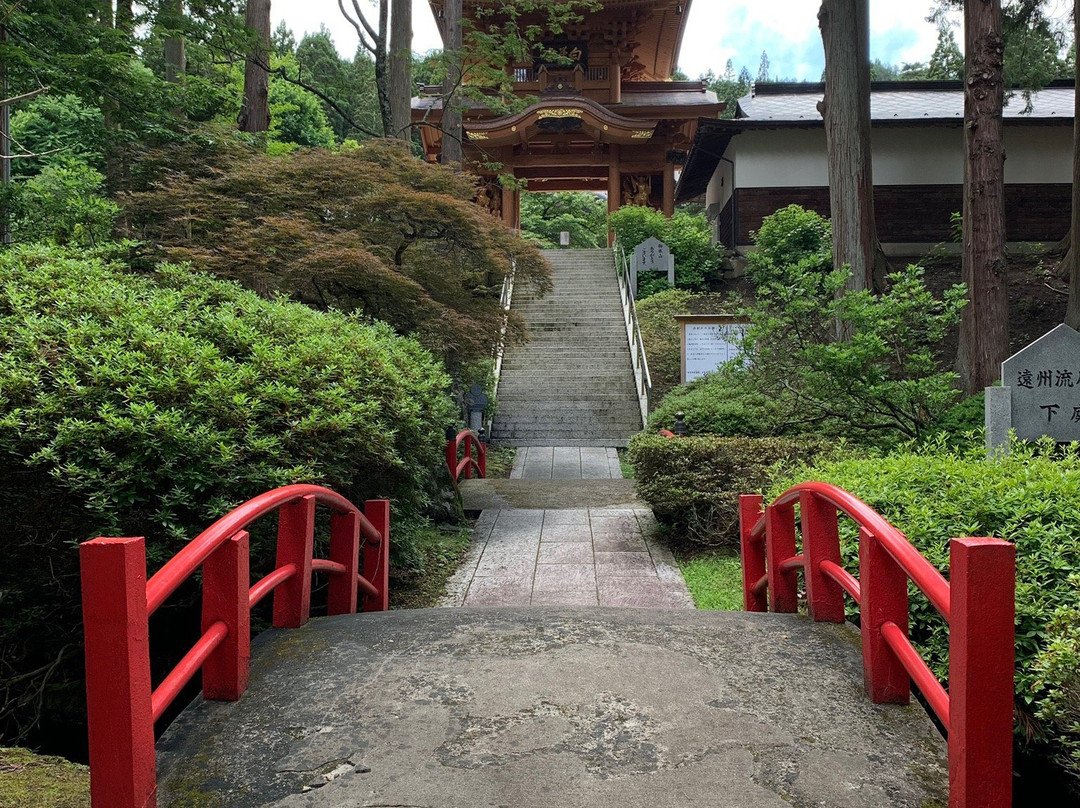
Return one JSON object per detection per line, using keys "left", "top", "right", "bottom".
{"left": 0, "top": 245, "right": 455, "bottom": 741}
{"left": 769, "top": 440, "right": 1080, "bottom": 784}
{"left": 628, "top": 433, "right": 834, "bottom": 546}
{"left": 646, "top": 365, "right": 796, "bottom": 437}
{"left": 746, "top": 203, "right": 831, "bottom": 286}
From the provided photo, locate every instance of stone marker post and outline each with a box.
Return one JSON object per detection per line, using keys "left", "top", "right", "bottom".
{"left": 630, "top": 237, "right": 675, "bottom": 296}
{"left": 986, "top": 324, "right": 1080, "bottom": 451}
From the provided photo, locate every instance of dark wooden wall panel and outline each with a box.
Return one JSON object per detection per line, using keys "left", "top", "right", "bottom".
{"left": 731, "top": 184, "right": 1071, "bottom": 246}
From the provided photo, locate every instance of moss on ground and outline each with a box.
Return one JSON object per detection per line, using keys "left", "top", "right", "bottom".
{"left": 483, "top": 446, "right": 517, "bottom": 479}
{"left": 0, "top": 747, "right": 89, "bottom": 808}
{"left": 390, "top": 526, "right": 471, "bottom": 609}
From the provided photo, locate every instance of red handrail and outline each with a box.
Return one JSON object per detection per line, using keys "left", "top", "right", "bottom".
{"left": 445, "top": 429, "right": 486, "bottom": 483}
{"left": 79, "top": 484, "right": 391, "bottom": 808}
{"left": 738, "top": 483, "right": 1015, "bottom": 808}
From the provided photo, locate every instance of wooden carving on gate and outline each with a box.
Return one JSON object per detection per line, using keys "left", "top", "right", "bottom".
{"left": 622, "top": 175, "right": 652, "bottom": 207}
{"left": 476, "top": 178, "right": 502, "bottom": 218}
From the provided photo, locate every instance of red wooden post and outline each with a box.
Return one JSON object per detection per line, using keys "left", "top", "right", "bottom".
{"left": 327, "top": 510, "right": 361, "bottom": 615}
{"left": 765, "top": 502, "right": 799, "bottom": 613}
{"left": 739, "top": 494, "right": 766, "bottom": 612}
{"left": 477, "top": 439, "right": 487, "bottom": 478}
{"left": 80, "top": 537, "right": 157, "bottom": 808}
{"left": 363, "top": 499, "right": 390, "bottom": 612}
{"left": 800, "top": 491, "right": 845, "bottom": 623}
{"left": 858, "top": 527, "right": 910, "bottom": 704}
{"left": 948, "top": 537, "right": 1015, "bottom": 808}
{"left": 272, "top": 494, "right": 316, "bottom": 628}
{"left": 445, "top": 439, "right": 457, "bottom": 480}
{"left": 202, "top": 530, "right": 250, "bottom": 701}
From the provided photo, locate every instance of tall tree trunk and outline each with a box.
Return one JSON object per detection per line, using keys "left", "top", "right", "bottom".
{"left": 389, "top": 0, "right": 412, "bottom": 140}
{"left": 163, "top": 0, "right": 186, "bottom": 85}
{"left": 239, "top": 0, "right": 272, "bottom": 134}
{"left": 1064, "top": 0, "right": 1080, "bottom": 329}
{"left": 115, "top": 0, "right": 134, "bottom": 35}
{"left": 957, "top": 0, "right": 1009, "bottom": 394}
{"left": 817, "top": 0, "right": 885, "bottom": 292}
{"left": 441, "top": 0, "right": 463, "bottom": 166}
{"left": 373, "top": 0, "right": 393, "bottom": 137}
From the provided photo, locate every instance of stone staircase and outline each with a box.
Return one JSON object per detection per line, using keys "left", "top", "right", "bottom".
{"left": 491, "top": 249, "right": 643, "bottom": 447}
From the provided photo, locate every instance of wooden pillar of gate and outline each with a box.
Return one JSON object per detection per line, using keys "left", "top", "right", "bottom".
{"left": 607, "top": 144, "right": 621, "bottom": 246}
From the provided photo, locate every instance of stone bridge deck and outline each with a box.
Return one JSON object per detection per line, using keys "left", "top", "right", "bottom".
{"left": 156, "top": 608, "right": 949, "bottom": 808}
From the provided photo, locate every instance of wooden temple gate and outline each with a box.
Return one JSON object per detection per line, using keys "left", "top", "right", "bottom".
{"left": 412, "top": 0, "right": 723, "bottom": 232}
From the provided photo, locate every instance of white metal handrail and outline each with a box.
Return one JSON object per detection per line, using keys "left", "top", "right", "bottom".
{"left": 613, "top": 241, "right": 651, "bottom": 428}
{"left": 491, "top": 257, "right": 516, "bottom": 405}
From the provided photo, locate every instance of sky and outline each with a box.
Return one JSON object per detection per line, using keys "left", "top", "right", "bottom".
{"left": 270, "top": 1, "right": 964, "bottom": 83}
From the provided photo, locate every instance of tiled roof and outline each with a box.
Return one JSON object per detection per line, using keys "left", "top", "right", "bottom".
{"left": 737, "top": 80, "right": 1074, "bottom": 123}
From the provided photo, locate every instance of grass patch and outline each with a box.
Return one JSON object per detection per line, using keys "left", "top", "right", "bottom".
{"left": 0, "top": 747, "right": 90, "bottom": 808}
{"left": 484, "top": 446, "right": 517, "bottom": 479}
{"left": 677, "top": 552, "right": 744, "bottom": 611}
{"left": 389, "top": 526, "right": 471, "bottom": 610}
{"left": 617, "top": 448, "right": 634, "bottom": 479}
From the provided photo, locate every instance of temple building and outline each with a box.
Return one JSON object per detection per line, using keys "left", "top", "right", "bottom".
{"left": 412, "top": 0, "right": 723, "bottom": 231}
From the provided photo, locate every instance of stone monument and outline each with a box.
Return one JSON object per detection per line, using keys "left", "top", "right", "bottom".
{"left": 464, "top": 383, "right": 489, "bottom": 433}
{"left": 630, "top": 237, "right": 675, "bottom": 295}
{"left": 986, "top": 323, "right": 1080, "bottom": 449}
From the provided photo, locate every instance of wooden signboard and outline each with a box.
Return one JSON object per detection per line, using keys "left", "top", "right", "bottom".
{"left": 676, "top": 315, "right": 749, "bottom": 383}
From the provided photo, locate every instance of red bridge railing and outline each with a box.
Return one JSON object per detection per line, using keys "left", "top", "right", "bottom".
{"left": 445, "top": 429, "right": 486, "bottom": 483}
{"left": 739, "top": 483, "right": 1015, "bottom": 808}
{"left": 79, "top": 484, "right": 390, "bottom": 808}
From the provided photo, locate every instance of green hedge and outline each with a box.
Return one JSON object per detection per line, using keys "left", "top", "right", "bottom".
{"left": 646, "top": 366, "right": 796, "bottom": 437}
{"left": 628, "top": 433, "right": 834, "bottom": 546}
{"left": 770, "top": 440, "right": 1080, "bottom": 783}
{"left": 0, "top": 245, "right": 455, "bottom": 742}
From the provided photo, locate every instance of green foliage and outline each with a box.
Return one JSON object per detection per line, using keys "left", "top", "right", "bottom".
{"left": 746, "top": 203, "right": 832, "bottom": 285}
{"left": 628, "top": 433, "right": 833, "bottom": 546}
{"left": 635, "top": 288, "right": 695, "bottom": 400}
{"left": 0, "top": 244, "right": 457, "bottom": 742}
{"left": 608, "top": 206, "right": 721, "bottom": 295}
{"left": 769, "top": 441, "right": 1080, "bottom": 782}
{"left": 268, "top": 79, "right": 336, "bottom": 148}
{"left": 740, "top": 205, "right": 967, "bottom": 442}
{"left": 127, "top": 137, "right": 550, "bottom": 372}
{"left": 9, "top": 94, "right": 106, "bottom": 179}
{"left": 519, "top": 191, "right": 607, "bottom": 248}
{"left": 925, "top": 392, "right": 986, "bottom": 445}
{"left": 9, "top": 161, "right": 119, "bottom": 247}
{"left": 1032, "top": 581, "right": 1080, "bottom": 781}
{"left": 647, "top": 366, "right": 795, "bottom": 438}
{"left": 700, "top": 60, "right": 752, "bottom": 119}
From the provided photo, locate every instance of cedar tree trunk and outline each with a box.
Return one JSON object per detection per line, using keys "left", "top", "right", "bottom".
{"left": 1064, "top": 0, "right": 1080, "bottom": 329}
{"left": 389, "top": 0, "right": 412, "bottom": 140}
{"left": 817, "top": 0, "right": 886, "bottom": 292}
{"left": 441, "top": 0, "right": 463, "bottom": 166}
{"left": 239, "top": 0, "right": 272, "bottom": 134}
{"left": 163, "top": 0, "right": 186, "bottom": 85}
{"left": 957, "top": 0, "right": 1009, "bottom": 394}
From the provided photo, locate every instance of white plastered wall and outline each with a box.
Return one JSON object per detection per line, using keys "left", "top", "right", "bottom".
{"left": 705, "top": 123, "right": 1072, "bottom": 193}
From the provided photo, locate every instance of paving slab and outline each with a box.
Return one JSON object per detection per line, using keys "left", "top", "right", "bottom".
{"left": 157, "top": 608, "right": 950, "bottom": 808}
{"left": 460, "top": 479, "right": 640, "bottom": 511}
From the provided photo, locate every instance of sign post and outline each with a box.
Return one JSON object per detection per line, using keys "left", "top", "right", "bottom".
{"left": 676, "top": 314, "right": 749, "bottom": 383}
{"left": 630, "top": 237, "right": 675, "bottom": 296}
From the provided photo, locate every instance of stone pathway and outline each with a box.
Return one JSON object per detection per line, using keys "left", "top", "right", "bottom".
{"left": 510, "top": 446, "right": 622, "bottom": 479}
{"left": 444, "top": 447, "right": 693, "bottom": 609}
